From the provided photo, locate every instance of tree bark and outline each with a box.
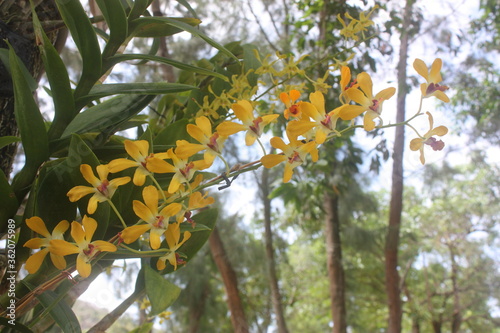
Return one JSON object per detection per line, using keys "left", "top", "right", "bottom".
{"left": 385, "top": 1, "right": 413, "bottom": 332}
{"left": 0, "top": 1, "right": 64, "bottom": 178}
{"left": 323, "top": 191, "right": 347, "bottom": 333}
{"left": 188, "top": 280, "right": 210, "bottom": 333}
{"left": 260, "top": 167, "right": 290, "bottom": 333}
{"left": 209, "top": 226, "right": 249, "bottom": 333}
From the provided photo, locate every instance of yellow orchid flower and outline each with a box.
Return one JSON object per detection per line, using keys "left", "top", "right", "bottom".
{"left": 286, "top": 91, "right": 340, "bottom": 144}
{"left": 49, "top": 216, "right": 117, "bottom": 278}
{"left": 23, "top": 217, "right": 69, "bottom": 274}
{"left": 121, "top": 186, "right": 182, "bottom": 250}
{"left": 337, "top": 72, "right": 396, "bottom": 131}
{"left": 107, "top": 140, "right": 173, "bottom": 186}
{"left": 216, "top": 100, "right": 279, "bottom": 146}
{"left": 410, "top": 112, "right": 448, "bottom": 164}
{"left": 175, "top": 116, "right": 227, "bottom": 166}
{"left": 164, "top": 148, "right": 208, "bottom": 194}
{"left": 413, "top": 58, "right": 450, "bottom": 102}
{"left": 279, "top": 90, "right": 302, "bottom": 119}
{"left": 339, "top": 65, "right": 359, "bottom": 104}
{"left": 176, "top": 191, "right": 215, "bottom": 225}
{"left": 156, "top": 223, "right": 191, "bottom": 271}
{"left": 67, "top": 164, "right": 130, "bottom": 214}
{"left": 261, "top": 133, "right": 318, "bottom": 183}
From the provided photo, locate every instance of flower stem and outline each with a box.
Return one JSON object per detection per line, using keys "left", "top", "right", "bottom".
{"left": 107, "top": 200, "right": 127, "bottom": 229}
{"left": 149, "top": 174, "right": 168, "bottom": 203}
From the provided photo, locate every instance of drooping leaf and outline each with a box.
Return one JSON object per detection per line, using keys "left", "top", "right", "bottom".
{"left": 0, "top": 136, "right": 21, "bottom": 149}
{"left": 31, "top": 3, "right": 76, "bottom": 140}
{"left": 129, "top": 17, "right": 201, "bottom": 37}
{"left": 35, "top": 289, "right": 82, "bottom": 333}
{"left": 96, "top": 0, "right": 128, "bottom": 58}
{"left": 55, "top": 0, "right": 102, "bottom": 99}
{"left": 144, "top": 265, "right": 181, "bottom": 316}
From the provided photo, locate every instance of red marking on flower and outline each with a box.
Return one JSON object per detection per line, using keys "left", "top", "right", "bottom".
{"left": 154, "top": 215, "right": 165, "bottom": 228}
{"left": 97, "top": 180, "right": 110, "bottom": 196}
{"left": 175, "top": 252, "right": 186, "bottom": 265}
{"left": 369, "top": 99, "right": 381, "bottom": 113}
{"left": 321, "top": 114, "right": 333, "bottom": 129}
{"left": 424, "top": 137, "right": 445, "bottom": 151}
{"left": 83, "top": 243, "right": 96, "bottom": 257}
{"left": 250, "top": 117, "right": 264, "bottom": 135}
{"left": 207, "top": 133, "right": 221, "bottom": 153}
{"left": 288, "top": 151, "right": 302, "bottom": 164}
{"left": 346, "top": 79, "right": 358, "bottom": 90}
{"left": 180, "top": 162, "right": 195, "bottom": 178}
{"left": 289, "top": 104, "right": 300, "bottom": 116}
{"left": 426, "top": 82, "right": 449, "bottom": 95}
{"left": 184, "top": 211, "right": 196, "bottom": 228}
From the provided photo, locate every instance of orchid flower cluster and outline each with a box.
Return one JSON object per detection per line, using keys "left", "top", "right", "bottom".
{"left": 22, "top": 58, "right": 449, "bottom": 278}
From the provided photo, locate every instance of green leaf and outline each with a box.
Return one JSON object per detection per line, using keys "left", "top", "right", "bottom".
{"left": 75, "top": 82, "right": 196, "bottom": 105}
{"left": 0, "top": 136, "right": 21, "bottom": 149}
{"left": 144, "top": 265, "right": 181, "bottom": 316}
{"left": 61, "top": 95, "right": 155, "bottom": 138}
{"left": 96, "top": 0, "right": 128, "bottom": 58}
{"left": 128, "top": 0, "right": 153, "bottom": 21}
{"left": 153, "top": 118, "right": 190, "bottom": 148}
{"left": 107, "top": 54, "right": 228, "bottom": 81}
{"left": 55, "top": 0, "right": 102, "bottom": 99}
{"left": 0, "top": 49, "right": 38, "bottom": 92}
{"left": 31, "top": 3, "right": 76, "bottom": 140}
{"left": 8, "top": 43, "right": 49, "bottom": 201}
{"left": 0, "top": 170, "right": 19, "bottom": 233}
{"left": 129, "top": 17, "right": 201, "bottom": 37}
{"left": 36, "top": 290, "right": 82, "bottom": 333}
{"left": 180, "top": 223, "right": 211, "bottom": 233}
{"left": 242, "top": 44, "right": 261, "bottom": 87}
{"left": 174, "top": 0, "right": 199, "bottom": 19}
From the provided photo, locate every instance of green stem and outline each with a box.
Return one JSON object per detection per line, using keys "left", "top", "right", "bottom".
{"left": 107, "top": 200, "right": 127, "bottom": 229}
{"left": 256, "top": 137, "right": 268, "bottom": 156}
{"left": 149, "top": 174, "right": 168, "bottom": 203}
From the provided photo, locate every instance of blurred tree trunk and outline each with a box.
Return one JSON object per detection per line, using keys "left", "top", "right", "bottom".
{"left": 188, "top": 280, "right": 210, "bottom": 333}
{"left": 209, "top": 226, "right": 249, "bottom": 333}
{"left": 323, "top": 191, "right": 347, "bottom": 333}
{"left": 260, "top": 167, "right": 289, "bottom": 333}
{"left": 0, "top": 0, "right": 65, "bottom": 178}
{"left": 385, "top": 1, "right": 413, "bottom": 332}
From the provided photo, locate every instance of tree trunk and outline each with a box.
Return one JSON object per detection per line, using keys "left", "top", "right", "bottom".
{"left": 209, "top": 226, "right": 249, "bottom": 333}
{"left": 0, "top": 1, "right": 65, "bottom": 178}
{"left": 260, "top": 167, "right": 290, "bottom": 333}
{"left": 324, "top": 191, "right": 347, "bottom": 333}
{"left": 385, "top": 1, "right": 413, "bottom": 332}
{"left": 188, "top": 280, "right": 210, "bottom": 333}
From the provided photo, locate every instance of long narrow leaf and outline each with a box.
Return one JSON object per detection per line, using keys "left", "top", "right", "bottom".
{"left": 0, "top": 136, "right": 21, "bottom": 149}
{"left": 0, "top": 49, "right": 37, "bottom": 92}
{"left": 31, "top": 3, "right": 76, "bottom": 140}
{"left": 128, "top": 0, "right": 154, "bottom": 21}
{"left": 36, "top": 289, "right": 82, "bottom": 333}
{"left": 62, "top": 95, "right": 155, "bottom": 138}
{"left": 75, "top": 82, "right": 196, "bottom": 105}
{"left": 96, "top": 0, "right": 128, "bottom": 58}
{"left": 8, "top": 43, "right": 49, "bottom": 201}
{"left": 55, "top": 0, "right": 102, "bottom": 99}
{"left": 129, "top": 17, "right": 201, "bottom": 37}
{"left": 0, "top": 170, "right": 19, "bottom": 233}
{"left": 107, "top": 54, "right": 228, "bottom": 81}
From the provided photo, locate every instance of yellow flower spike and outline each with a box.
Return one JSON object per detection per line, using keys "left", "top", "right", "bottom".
{"left": 121, "top": 185, "right": 183, "bottom": 249}
{"left": 49, "top": 216, "right": 117, "bottom": 278}
{"left": 216, "top": 100, "right": 279, "bottom": 146}
{"left": 23, "top": 217, "right": 69, "bottom": 274}
{"left": 176, "top": 191, "right": 215, "bottom": 225}
{"left": 413, "top": 58, "right": 450, "bottom": 102}
{"left": 337, "top": 72, "right": 396, "bottom": 131}
{"left": 194, "top": 95, "right": 220, "bottom": 119}
{"left": 175, "top": 116, "right": 227, "bottom": 167}
{"left": 261, "top": 133, "right": 318, "bottom": 183}
{"left": 279, "top": 54, "right": 308, "bottom": 77}
{"left": 67, "top": 164, "right": 130, "bottom": 214}
{"left": 338, "top": 13, "right": 359, "bottom": 41}
{"left": 410, "top": 112, "right": 449, "bottom": 164}
{"left": 156, "top": 223, "right": 191, "bottom": 271}
{"left": 107, "top": 140, "right": 174, "bottom": 186}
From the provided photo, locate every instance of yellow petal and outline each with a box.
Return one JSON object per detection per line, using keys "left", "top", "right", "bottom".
{"left": 133, "top": 200, "right": 155, "bottom": 222}
{"left": 168, "top": 175, "right": 182, "bottom": 194}
{"left": 217, "top": 121, "right": 247, "bottom": 136}
{"left": 232, "top": 100, "right": 254, "bottom": 124}
{"left": 71, "top": 221, "right": 86, "bottom": 245}
{"left": 429, "top": 58, "right": 443, "bottom": 83}
{"left": 289, "top": 89, "right": 301, "bottom": 101}
{"left": 413, "top": 58, "right": 429, "bottom": 80}
{"left": 245, "top": 131, "right": 258, "bottom": 146}
{"left": 300, "top": 102, "right": 320, "bottom": 120}
{"left": 175, "top": 141, "right": 205, "bottom": 159}
{"left": 132, "top": 168, "right": 148, "bottom": 186}
{"left": 309, "top": 91, "right": 325, "bottom": 115}
{"left": 375, "top": 87, "right": 396, "bottom": 101}
{"left": 25, "top": 248, "right": 49, "bottom": 274}
{"left": 147, "top": 158, "right": 176, "bottom": 173}
{"left": 67, "top": 186, "right": 95, "bottom": 202}
{"left": 186, "top": 124, "right": 207, "bottom": 144}
{"left": 340, "top": 66, "right": 351, "bottom": 90}
{"left": 357, "top": 72, "right": 373, "bottom": 99}
{"left": 95, "top": 165, "right": 109, "bottom": 182}
{"left": 409, "top": 138, "right": 423, "bottom": 151}
{"left": 160, "top": 202, "right": 183, "bottom": 218}
{"left": 283, "top": 163, "right": 294, "bottom": 183}
{"left": 345, "top": 88, "right": 370, "bottom": 107}
{"left": 25, "top": 216, "right": 50, "bottom": 237}
{"left": 363, "top": 110, "right": 379, "bottom": 131}
{"left": 429, "top": 125, "right": 448, "bottom": 137}
{"left": 24, "top": 238, "right": 46, "bottom": 249}
{"left": 315, "top": 128, "right": 328, "bottom": 144}
{"left": 53, "top": 220, "right": 70, "bottom": 238}
{"left": 433, "top": 91, "right": 450, "bottom": 103}
{"left": 261, "top": 154, "right": 286, "bottom": 168}
{"left": 124, "top": 140, "right": 149, "bottom": 161}
{"left": 261, "top": 114, "right": 280, "bottom": 125}
{"left": 87, "top": 196, "right": 100, "bottom": 214}
{"left": 337, "top": 104, "right": 367, "bottom": 120}
{"left": 49, "top": 240, "right": 80, "bottom": 256}
{"left": 82, "top": 216, "right": 97, "bottom": 241}
{"left": 156, "top": 257, "right": 167, "bottom": 270}
{"left": 142, "top": 185, "right": 159, "bottom": 214}
{"left": 150, "top": 231, "right": 162, "bottom": 250}
{"left": 269, "top": 137, "right": 288, "bottom": 152}
{"left": 121, "top": 224, "right": 151, "bottom": 244}
{"left": 92, "top": 240, "right": 117, "bottom": 252}
{"left": 108, "top": 158, "right": 138, "bottom": 173}
{"left": 287, "top": 120, "right": 316, "bottom": 138}
{"left": 80, "top": 164, "right": 100, "bottom": 186}
{"left": 49, "top": 253, "right": 67, "bottom": 270}
{"left": 195, "top": 116, "right": 212, "bottom": 137}
{"left": 109, "top": 176, "right": 130, "bottom": 189}
{"left": 76, "top": 254, "right": 92, "bottom": 278}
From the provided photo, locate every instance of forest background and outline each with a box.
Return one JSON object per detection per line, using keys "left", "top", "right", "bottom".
{"left": 0, "top": 0, "right": 498, "bottom": 332}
